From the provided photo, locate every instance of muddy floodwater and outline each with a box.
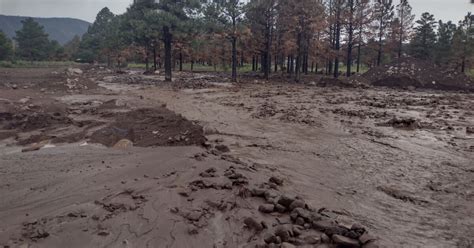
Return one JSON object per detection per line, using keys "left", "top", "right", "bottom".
{"left": 0, "top": 67, "right": 473, "bottom": 248}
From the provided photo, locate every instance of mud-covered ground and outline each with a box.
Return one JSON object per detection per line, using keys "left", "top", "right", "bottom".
{"left": 0, "top": 67, "right": 473, "bottom": 248}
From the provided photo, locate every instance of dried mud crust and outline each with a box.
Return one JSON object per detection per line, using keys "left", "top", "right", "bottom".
{"left": 362, "top": 57, "right": 474, "bottom": 92}
{"left": 90, "top": 108, "right": 206, "bottom": 147}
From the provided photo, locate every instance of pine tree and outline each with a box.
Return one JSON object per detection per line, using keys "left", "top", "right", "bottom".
{"left": 435, "top": 21, "right": 456, "bottom": 65}
{"left": 409, "top": 12, "right": 437, "bottom": 60}
{"left": 14, "top": 18, "right": 51, "bottom": 61}
{"left": 0, "top": 30, "right": 13, "bottom": 61}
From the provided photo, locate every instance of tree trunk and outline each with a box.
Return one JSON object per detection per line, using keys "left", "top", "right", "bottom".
{"left": 398, "top": 1, "right": 404, "bottom": 58}
{"left": 163, "top": 26, "right": 172, "bottom": 82}
{"left": 377, "top": 5, "right": 385, "bottom": 66}
{"left": 346, "top": 0, "right": 354, "bottom": 77}
{"left": 231, "top": 36, "right": 237, "bottom": 82}
{"left": 334, "top": 1, "right": 341, "bottom": 78}
{"left": 153, "top": 46, "right": 157, "bottom": 71}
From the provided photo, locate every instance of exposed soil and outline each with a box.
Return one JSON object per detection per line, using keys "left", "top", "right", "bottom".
{"left": 90, "top": 108, "right": 206, "bottom": 147}
{"left": 362, "top": 57, "right": 474, "bottom": 92}
{"left": 0, "top": 67, "right": 473, "bottom": 248}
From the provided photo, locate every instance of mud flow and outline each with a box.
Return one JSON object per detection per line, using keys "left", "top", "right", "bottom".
{"left": 0, "top": 66, "right": 473, "bottom": 248}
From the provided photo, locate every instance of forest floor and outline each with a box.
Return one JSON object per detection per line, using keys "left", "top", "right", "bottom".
{"left": 0, "top": 67, "right": 473, "bottom": 248}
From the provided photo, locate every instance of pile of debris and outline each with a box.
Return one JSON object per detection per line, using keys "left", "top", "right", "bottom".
{"left": 90, "top": 108, "right": 206, "bottom": 147}
{"left": 362, "top": 57, "right": 474, "bottom": 92}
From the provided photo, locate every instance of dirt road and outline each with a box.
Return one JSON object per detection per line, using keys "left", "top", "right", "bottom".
{"left": 0, "top": 68, "right": 473, "bottom": 247}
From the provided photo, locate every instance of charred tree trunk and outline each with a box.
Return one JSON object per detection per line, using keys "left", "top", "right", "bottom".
{"left": 163, "top": 26, "right": 172, "bottom": 82}
{"left": 334, "top": 0, "right": 341, "bottom": 78}
{"left": 346, "top": 0, "right": 354, "bottom": 77}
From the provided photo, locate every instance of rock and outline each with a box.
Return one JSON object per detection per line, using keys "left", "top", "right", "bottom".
{"left": 362, "top": 240, "right": 381, "bottom": 248}
{"left": 281, "top": 242, "right": 296, "bottom": 248}
{"left": 186, "top": 211, "right": 202, "bottom": 221}
{"left": 264, "top": 190, "right": 279, "bottom": 201}
{"left": 244, "top": 217, "right": 264, "bottom": 231}
{"left": 467, "top": 127, "right": 474, "bottom": 134}
{"left": 275, "top": 225, "right": 293, "bottom": 242}
{"left": 251, "top": 188, "right": 266, "bottom": 197}
{"left": 292, "top": 208, "right": 311, "bottom": 220}
{"left": 67, "top": 68, "right": 83, "bottom": 75}
{"left": 295, "top": 217, "right": 305, "bottom": 226}
{"left": 321, "top": 233, "right": 331, "bottom": 243}
{"left": 98, "top": 230, "right": 110, "bottom": 236}
{"left": 215, "top": 144, "right": 230, "bottom": 152}
{"left": 188, "top": 226, "right": 199, "bottom": 235}
{"left": 18, "top": 97, "right": 31, "bottom": 104}
{"left": 278, "top": 195, "right": 295, "bottom": 208}
{"left": 113, "top": 139, "right": 133, "bottom": 149}
{"left": 259, "top": 204, "right": 275, "bottom": 213}
{"left": 332, "top": 234, "right": 360, "bottom": 248}
{"left": 274, "top": 203, "right": 286, "bottom": 213}
{"left": 289, "top": 200, "right": 305, "bottom": 210}
{"left": 316, "top": 244, "right": 332, "bottom": 248}
{"left": 359, "top": 232, "right": 377, "bottom": 244}
{"left": 264, "top": 233, "right": 281, "bottom": 244}
{"left": 292, "top": 225, "right": 304, "bottom": 236}
{"left": 303, "top": 235, "right": 321, "bottom": 244}
{"left": 269, "top": 176, "right": 284, "bottom": 186}
{"left": 11, "top": 84, "right": 18, "bottom": 89}
{"left": 313, "top": 220, "right": 346, "bottom": 235}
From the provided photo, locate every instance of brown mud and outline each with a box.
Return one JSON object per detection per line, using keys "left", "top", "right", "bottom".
{"left": 0, "top": 67, "right": 473, "bottom": 248}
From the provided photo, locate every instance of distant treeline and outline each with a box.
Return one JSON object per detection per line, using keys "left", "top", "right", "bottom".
{"left": 0, "top": 0, "right": 472, "bottom": 82}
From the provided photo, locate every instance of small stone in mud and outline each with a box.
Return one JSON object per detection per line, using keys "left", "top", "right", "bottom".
{"left": 188, "top": 226, "right": 199, "bottom": 235}
{"left": 215, "top": 144, "right": 230, "bottom": 153}
{"left": 275, "top": 225, "right": 293, "bottom": 242}
{"left": 259, "top": 204, "right": 275, "bottom": 213}
{"left": 278, "top": 195, "right": 295, "bottom": 208}
{"left": 359, "top": 232, "right": 377, "bottom": 244}
{"left": 251, "top": 188, "right": 266, "bottom": 197}
{"left": 269, "top": 176, "right": 284, "bottom": 186}
{"left": 264, "top": 233, "right": 281, "bottom": 244}
{"left": 289, "top": 199, "right": 306, "bottom": 210}
{"left": 281, "top": 242, "right": 296, "bottom": 248}
{"left": 303, "top": 235, "right": 321, "bottom": 244}
{"left": 274, "top": 203, "right": 286, "bottom": 213}
{"left": 467, "top": 127, "right": 474, "bottom": 134}
{"left": 98, "top": 231, "right": 110, "bottom": 236}
{"left": 295, "top": 217, "right": 306, "bottom": 226}
{"left": 332, "top": 234, "right": 360, "bottom": 247}
{"left": 244, "top": 217, "right": 264, "bottom": 231}
{"left": 321, "top": 233, "right": 331, "bottom": 243}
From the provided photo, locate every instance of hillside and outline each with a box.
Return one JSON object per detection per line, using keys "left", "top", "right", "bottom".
{"left": 0, "top": 15, "right": 90, "bottom": 45}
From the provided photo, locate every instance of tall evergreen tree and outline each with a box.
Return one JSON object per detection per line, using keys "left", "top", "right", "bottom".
{"left": 409, "top": 12, "right": 437, "bottom": 60}
{"left": 14, "top": 18, "right": 51, "bottom": 61}
{"left": 0, "top": 30, "right": 13, "bottom": 61}
{"left": 435, "top": 21, "right": 456, "bottom": 65}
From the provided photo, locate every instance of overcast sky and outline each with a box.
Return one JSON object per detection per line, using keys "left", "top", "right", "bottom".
{"left": 0, "top": 0, "right": 472, "bottom": 23}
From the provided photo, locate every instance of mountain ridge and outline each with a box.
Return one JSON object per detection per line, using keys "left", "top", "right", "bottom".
{"left": 0, "top": 14, "right": 90, "bottom": 45}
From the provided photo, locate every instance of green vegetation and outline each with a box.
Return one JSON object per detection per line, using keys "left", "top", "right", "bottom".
{"left": 0, "top": 30, "right": 13, "bottom": 60}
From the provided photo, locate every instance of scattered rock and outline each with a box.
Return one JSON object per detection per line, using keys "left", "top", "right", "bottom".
{"left": 113, "top": 139, "right": 133, "bottom": 149}
{"left": 259, "top": 204, "right": 275, "bottom": 213}
{"left": 281, "top": 242, "right": 296, "bottom": 248}
{"left": 215, "top": 144, "right": 230, "bottom": 153}
{"left": 332, "top": 234, "right": 360, "bottom": 248}
{"left": 289, "top": 199, "right": 306, "bottom": 210}
{"left": 244, "top": 217, "right": 264, "bottom": 231}
{"left": 269, "top": 176, "right": 284, "bottom": 186}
